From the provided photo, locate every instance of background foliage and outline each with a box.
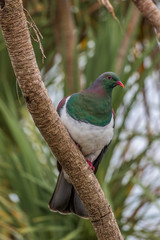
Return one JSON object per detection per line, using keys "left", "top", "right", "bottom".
{"left": 0, "top": 0, "right": 160, "bottom": 239}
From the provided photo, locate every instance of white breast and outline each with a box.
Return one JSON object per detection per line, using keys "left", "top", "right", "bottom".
{"left": 60, "top": 97, "right": 114, "bottom": 162}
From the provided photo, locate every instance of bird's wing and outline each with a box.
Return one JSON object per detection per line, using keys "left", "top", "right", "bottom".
{"left": 57, "top": 96, "right": 68, "bottom": 114}
{"left": 93, "top": 109, "right": 115, "bottom": 173}
{"left": 57, "top": 100, "right": 115, "bottom": 174}
{"left": 93, "top": 142, "right": 111, "bottom": 174}
{"left": 57, "top": 93, "right": 75, "bottom": 114}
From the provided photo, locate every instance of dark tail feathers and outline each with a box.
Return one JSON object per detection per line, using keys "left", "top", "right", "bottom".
{"left": 48, "top": 171, "right": 88, "bottom": 218}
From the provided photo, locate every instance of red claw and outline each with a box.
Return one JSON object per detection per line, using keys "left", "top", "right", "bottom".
{"left": 86, "top": 159, "right": 95, "bottom": 172}
{"left": 75, "top": 144, "right": 95, "bottom": 172}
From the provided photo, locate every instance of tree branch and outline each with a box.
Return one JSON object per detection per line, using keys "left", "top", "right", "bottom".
{"left": 0, "top": 1, "right": 123, "bottom": 239}
{"left": 99, "top": 0, "right": 119, "bottom": 23}
{"left": 132, "top": 0, "right": 160, "bottom": 41}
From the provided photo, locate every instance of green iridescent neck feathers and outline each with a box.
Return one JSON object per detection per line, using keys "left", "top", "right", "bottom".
{"left": 66, "top": 72, "right": 123, "bottom": 126}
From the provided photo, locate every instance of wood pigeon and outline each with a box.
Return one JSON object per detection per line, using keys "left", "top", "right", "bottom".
{"left": 49, "top": 72, "right": 124, "bottom": 218}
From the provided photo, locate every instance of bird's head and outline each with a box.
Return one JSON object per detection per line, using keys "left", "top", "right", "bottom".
{"left": 100, "top": 72, "right": 124, "bottom": 90}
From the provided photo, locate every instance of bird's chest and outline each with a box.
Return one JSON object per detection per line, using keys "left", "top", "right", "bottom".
{"left": 60, "top": 105, "right": 114, "bottom": 156}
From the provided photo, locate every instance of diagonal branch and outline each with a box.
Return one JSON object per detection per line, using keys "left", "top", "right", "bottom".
{"left": 0, "top": 1, "right": 123, "bottom": 239}
{"left": 98, "top": 0, "right": 120, "bottom": 24}
{"left": 132, "top": 0, "right": 160, "bottom": 41}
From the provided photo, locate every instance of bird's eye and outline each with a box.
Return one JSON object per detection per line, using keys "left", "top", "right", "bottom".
{"left": 107, "top": 76, "right": 112, "bottom": 80}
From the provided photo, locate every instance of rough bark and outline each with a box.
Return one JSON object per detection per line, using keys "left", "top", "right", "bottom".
{"left": 0, "top": 1, "right": 123, "bottom": 239}
{"left": 132, "top": 0, "right": 160, "bottom": 41}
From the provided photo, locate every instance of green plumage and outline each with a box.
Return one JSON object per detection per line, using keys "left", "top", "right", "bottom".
{"left": 66, "top": 91, "right": 112, "bottom": 126}
{"left": 66, "top": 72, "right": 121, "bottom": 126}
{"left": 65, "top": 72, "right": 121, "bottom": 126}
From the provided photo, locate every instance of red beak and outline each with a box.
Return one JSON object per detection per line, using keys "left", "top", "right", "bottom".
{"left": 116, "top": 81, "right": 124, "bottom": 88}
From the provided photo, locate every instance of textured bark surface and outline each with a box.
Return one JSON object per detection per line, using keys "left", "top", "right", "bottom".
{"left": 0, "top": 1, "right": 123, "bottom": 239}
{"left": 132, "top": 0, "right": 160, "bottom": 40}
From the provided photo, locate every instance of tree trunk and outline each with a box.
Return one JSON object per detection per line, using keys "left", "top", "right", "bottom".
{"left": 0, "top": 1, "right": 123, "bottom": 239}
{"left": 54, "top": 0, "right": 79, "bottom": 94}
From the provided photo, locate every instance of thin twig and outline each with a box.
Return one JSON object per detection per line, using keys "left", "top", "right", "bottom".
{"left": 23, "top": 8, "right": 46, "bottom": 63}
{"left": 98, "top": 0, "right": 121, "bottom": 27}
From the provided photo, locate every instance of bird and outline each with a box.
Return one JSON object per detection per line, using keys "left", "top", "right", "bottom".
{"left": 49, "top": 72, "right": 124, "bottom": 218}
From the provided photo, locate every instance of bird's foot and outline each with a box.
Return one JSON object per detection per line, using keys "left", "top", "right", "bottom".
{"left": 75, "top": 144, "right": 95, "bottom": 172}
{"left": 86, "top": 159, "right": 95, "bottom": 172}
